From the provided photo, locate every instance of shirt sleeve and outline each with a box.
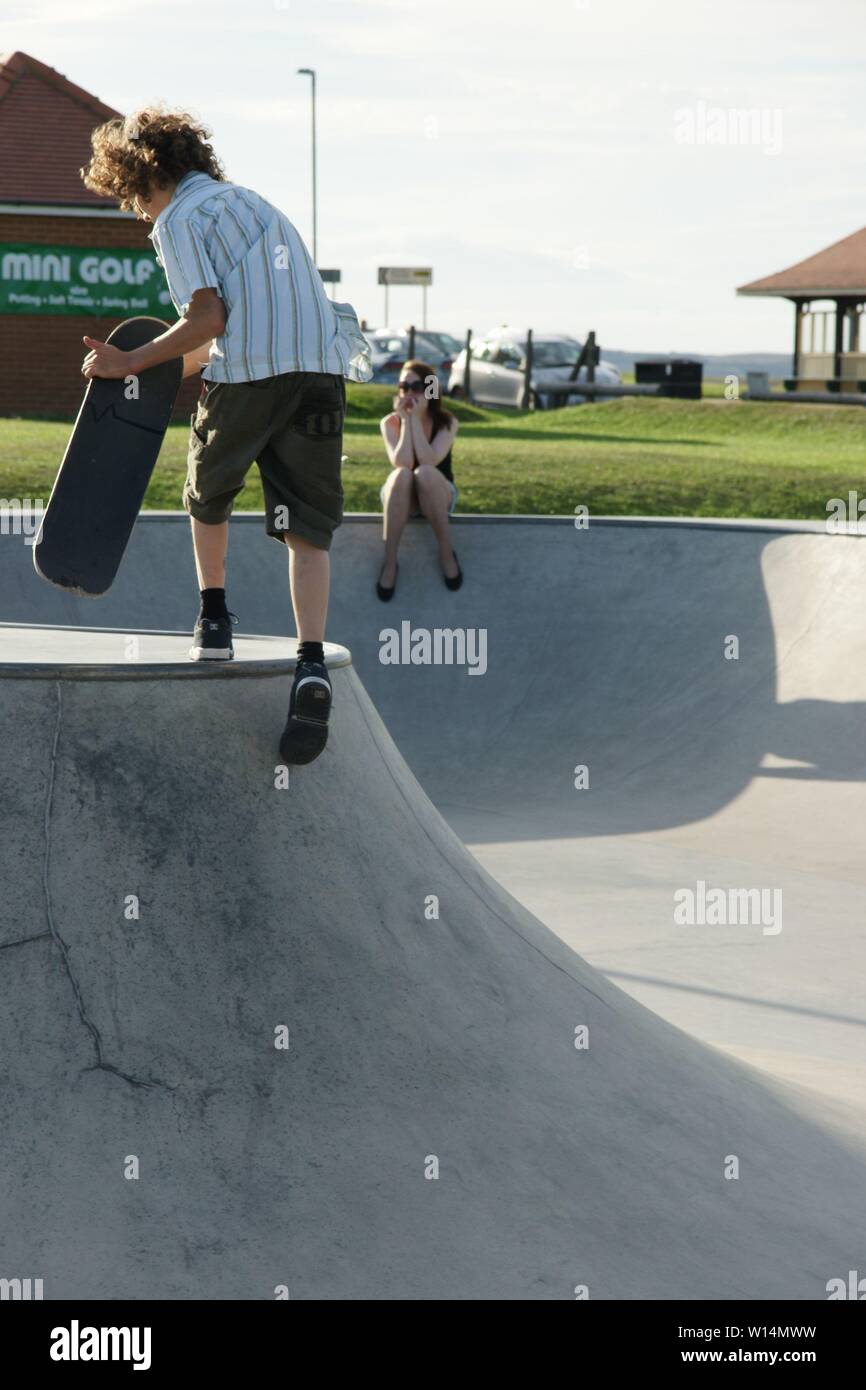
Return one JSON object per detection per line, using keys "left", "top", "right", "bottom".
{"left": 331, "top": 300, "right": 374, "bottom": 382}
{"left": 152, "top": 218, "right": 221, "bottom": 315}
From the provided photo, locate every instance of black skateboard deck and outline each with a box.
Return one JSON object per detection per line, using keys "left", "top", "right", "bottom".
{"left": 34, "top": 317, "right": 183, "bottom": 596}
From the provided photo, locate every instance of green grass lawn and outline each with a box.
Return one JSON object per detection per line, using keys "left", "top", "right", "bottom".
{"left": 2, "top": 384, "right": 864, "bottom": 520}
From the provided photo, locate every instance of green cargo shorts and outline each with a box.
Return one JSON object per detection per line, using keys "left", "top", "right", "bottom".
{"left": 184, "top": 371, "right": 346, "bottom": 549}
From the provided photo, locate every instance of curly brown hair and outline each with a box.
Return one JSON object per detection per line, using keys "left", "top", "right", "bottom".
{"left": 81, "top": 107, "right": 225, "bottom": 213}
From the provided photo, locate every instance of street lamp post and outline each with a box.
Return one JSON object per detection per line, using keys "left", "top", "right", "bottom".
{"left": 296, "top": 67, "right": 317, "bottom": 264}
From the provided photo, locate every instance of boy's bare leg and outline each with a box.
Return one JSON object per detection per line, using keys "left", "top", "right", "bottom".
{"left": 191, "top": 518, "right": 229, "bottom": 589}
{"left": 188, "top": 519, "right": 233, "bottom": 662}
{"left": 286, "top": 534, "right": 329, "bottom": 643}
{"left": 279, "top": 534, "right": 332, "bottom": 766}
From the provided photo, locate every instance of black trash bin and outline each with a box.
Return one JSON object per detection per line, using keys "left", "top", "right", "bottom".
{"left": 635, "top": 358, "right": 703, "bottom": 400}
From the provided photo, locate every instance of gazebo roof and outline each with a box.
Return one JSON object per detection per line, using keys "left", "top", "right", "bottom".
{"left": 738, "top": 225, "right": 866, "bottom": 299}
{"left": 0, "top": 50, "right": 120, "bottom": 207}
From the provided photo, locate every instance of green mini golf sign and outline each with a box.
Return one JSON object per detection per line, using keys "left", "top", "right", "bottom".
{"left": 0, "top": 243, "right": 174, "bottom": 316}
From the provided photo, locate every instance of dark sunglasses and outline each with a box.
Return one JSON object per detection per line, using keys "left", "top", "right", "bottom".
{"left": 398, "top": 379, "right": 426, "bottom": 393}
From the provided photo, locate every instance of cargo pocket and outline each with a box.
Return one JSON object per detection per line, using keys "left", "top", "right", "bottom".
{"left": 294, "top": 377, "right": 345, "bottom": 439}
{"left": 191, "top": 380, "right": 225, "bottom": 444}
{"left": 190, "top": 412, "right": 209, "bottom": 447}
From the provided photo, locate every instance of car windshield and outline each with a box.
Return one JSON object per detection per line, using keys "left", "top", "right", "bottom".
{"left": 368, "top": 333, "right": 451, "bottom": 361}
{"left": 370, "top": 336, "right": 406, "bottom": 353}
{"left": 424, "top": 332, "right": 463, "bottom": 354}
{"left": 415, "top": 336, "right": 447, "bottom": 358}
{"left": 531, "top": 340, "right": 582, "bottom": 368}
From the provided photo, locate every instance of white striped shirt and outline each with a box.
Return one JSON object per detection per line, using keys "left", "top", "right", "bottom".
{"left": 149, "top": 171, "right": 372, "bottom": 384}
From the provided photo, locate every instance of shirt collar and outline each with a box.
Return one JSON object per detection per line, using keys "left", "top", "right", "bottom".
{"left": 149, "top": 171, "right": 209, "bottom": 236}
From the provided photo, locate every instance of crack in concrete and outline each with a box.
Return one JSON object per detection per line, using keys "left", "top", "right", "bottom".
{"left": 0, "top": 932, "right": 51, "bottom": 950}
{"left": 42, "top": 681, "right": 167, "bottom": 1092}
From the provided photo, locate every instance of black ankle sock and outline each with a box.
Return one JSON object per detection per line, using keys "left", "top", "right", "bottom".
{"left": 297, "top": 640, "right": 325, "bottom": 666}
{"left": 200, "top": 588, "right": 228, "bottom": 621}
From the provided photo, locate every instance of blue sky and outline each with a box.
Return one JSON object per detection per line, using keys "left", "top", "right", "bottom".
{"left": 6, "top": 0, "right": 866, "bottom": 351}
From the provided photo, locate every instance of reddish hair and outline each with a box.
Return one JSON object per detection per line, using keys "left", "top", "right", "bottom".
{"left": 401, "top": 359, "right": 455, "bottom": 437}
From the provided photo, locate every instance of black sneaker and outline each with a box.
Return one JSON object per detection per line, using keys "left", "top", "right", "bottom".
{"left": 279, "top": 660, "right": 332, "bottom": 765}
{"left": 189, "top": 612, "right": 237, "bottom": 662}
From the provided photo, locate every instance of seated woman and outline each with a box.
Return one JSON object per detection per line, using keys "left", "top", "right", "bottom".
{"left": 377, "top": 359, "right": 461, "bottom": 599}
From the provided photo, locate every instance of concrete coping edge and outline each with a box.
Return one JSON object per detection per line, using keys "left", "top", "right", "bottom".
{"left": 0, "top": 510, "right": 856, "bottom": 538}
{"left": 0, "top": 624, "right": 353, "bottom": 682}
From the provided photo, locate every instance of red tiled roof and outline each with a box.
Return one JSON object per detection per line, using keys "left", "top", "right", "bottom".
{"left": 0, "top": 51, "right": 122, "bottom": 207}
{"left": 738, "top": 226, "right": 866, "bottom": 298}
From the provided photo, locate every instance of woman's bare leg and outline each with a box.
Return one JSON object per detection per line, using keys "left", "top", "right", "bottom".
{"left": 414, "top": 464, "right": 458, "bottom": 578}
{"left": 286, "top": 534, "right": 329, "bottom": 642}
{"left": 380, "top": 467, "right": 416, "bottom": 586}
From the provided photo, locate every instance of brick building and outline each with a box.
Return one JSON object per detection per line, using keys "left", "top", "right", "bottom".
{"left": 0, "top": 51, "right": 196, "bottom": 418}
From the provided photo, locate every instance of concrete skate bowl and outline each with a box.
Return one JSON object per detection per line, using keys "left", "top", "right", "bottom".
{"left": 4, "top": 515, "right": 866, "bottom": 1111}
{"left": 5, "top": 515, "right": 861, "bottom": 840}
{"left": 1, "top": 623, "right": 866, "bottom": 1300}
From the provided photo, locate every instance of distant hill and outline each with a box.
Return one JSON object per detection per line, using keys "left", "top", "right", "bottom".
{"left": 602, "top": 350, "right": 791, "bottom": 382}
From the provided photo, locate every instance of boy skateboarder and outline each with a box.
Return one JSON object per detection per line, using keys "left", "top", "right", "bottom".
{"left": 79, "top": 107, "right": 371, "bottom": 765}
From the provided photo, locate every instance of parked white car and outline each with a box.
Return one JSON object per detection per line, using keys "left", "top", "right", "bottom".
{"left": 448, "top": 331, "right": 621, "bottom": 409}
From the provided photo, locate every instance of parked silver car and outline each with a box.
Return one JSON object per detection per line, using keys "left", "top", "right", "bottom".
{"left": 448, "top": 331, "right": 621, "bottom": 409}
{"left": 363, "top": 328, "right": 460, "bottom": 389}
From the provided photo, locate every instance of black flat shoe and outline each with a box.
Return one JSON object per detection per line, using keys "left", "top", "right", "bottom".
{"left": 377, "top": 563, "right": 398, "bottom": 601}
{"left": 279, "top": 660, "right": 332, "bottom": 766}
{"left": 443, "top": 552, "right": 463, "bottom": 591}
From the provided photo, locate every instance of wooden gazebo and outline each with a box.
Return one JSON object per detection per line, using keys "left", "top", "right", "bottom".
{"left": 738, "top": 227, "right": 866, "bottom": 392}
